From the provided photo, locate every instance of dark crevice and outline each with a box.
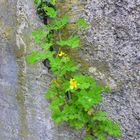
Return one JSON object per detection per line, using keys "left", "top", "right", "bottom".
{"left": 36, "top": 1, "right": 56, "bottom": 24}
{"left": 35, "top": 1, "right": 56, "bottom": 69}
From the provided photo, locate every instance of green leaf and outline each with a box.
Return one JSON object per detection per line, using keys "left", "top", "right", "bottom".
{"left": 49, "top": 56, "right": 79, "bottom": 76}
{"left": 26, "top": 51, "right": 47, "bottom": 64}
{"left": 26, "top": 51, "right": 38, "bottom": 64}
{"left": 77, "top": 90, "right": 91, "bottom": 109}
{"left": 60, "top": 104, "right": 88, "bottom": 129}
{"left": 76, "top": 17, "right": 88, "bottom": 28}
{"left": 60, "top": 61, "right": 79, "bottom": 76}
{"left": 41, "top": 43, "right": 53, "bottom": 50}
{"left": 98, "top": 135, "right": 106, "bottom": 140}
{"left": 74, "top": 75, "right": 93, "bottom": 89}
{"left": 51, "top": 100, "right": 63, "bottom": 123}
{"left": 26, "top": 50, "right": 55, "bottom": 64}
{"left": 45, "top": 83, "right": 58, "bottom": 100}
{"left": 92, "top": 111, "right": 107, "bottom": 121}
{"left": 84, "top": 135, "right": 92, "bottom": 140}
{"left": 34, "top": 0, "right": 41, "bottom": 7}
{"left": 94, "top": 131, "right": 106, "bottom": 140}
{"left": 88, "top": 88, "right": 102, "bottom": 104}
{"left": 61, "top": 105, "right": 78, "bottom": 121}
{"left": 70, "top": 119, "right": 85, "bottom": 129}
{"left": 43, "top": 6, "right": 57, "bottom": 18}
{"left": 62, "top": 80, "right": 70, "bottom": 92}
{"left": 103, "top": 120, "right": 121, "bottom": 137}
{"left": 57, "top": 35, "right": 80, "bottom": 48}
{"left": 94, "top": 120, "right": 121, "bottom": 138}
{"left": 76, "top": 88, "right": 102, "bottom": 110}
{"left": 47, "top": 15, "right": 69, "bottom": 30}
{"left": 32, "top": 28, "right": 49, "bottom": 43}
{"left": 49, "top": 0, "right": 56, "bottom": 5}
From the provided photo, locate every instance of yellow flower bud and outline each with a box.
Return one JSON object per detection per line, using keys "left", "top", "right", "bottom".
{"left": 70, "top": 78, "right": 78, "bottom": 90}
{"left": 58, "top": 51, "right": 65, "bottom": 57}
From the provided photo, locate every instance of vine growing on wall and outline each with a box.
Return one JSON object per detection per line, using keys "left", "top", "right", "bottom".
{"left": 27, "top": 0, "right": 121, "bottom": 140}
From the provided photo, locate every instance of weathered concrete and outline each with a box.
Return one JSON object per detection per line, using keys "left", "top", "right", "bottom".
{"left": 81, "top": 0, "right": 140, "bottom": 140}
{"left": 0, "top": 0, "right": 19, "bottom": 139}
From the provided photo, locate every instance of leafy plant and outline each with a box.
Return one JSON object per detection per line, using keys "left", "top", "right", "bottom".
{"left": 49, "top": 0, "right": 56, "bottom": 5}
{"left": 34, "top": 0, "right": 41, "bottom": 7}
{"left": 46, "top": 15, "right": 69, "bottom": 31}
{"left": 76, "top": 17, "right": 88, "bottom": 28}
{"left": 27, "top": 0, "right": 121, "bottom": 139}
{"left": 57, "top": 35, "right": 80, "bottom": 48}
{"left": 43, "top": 5, "right": 57, "bottom": 18}
{"left": 84, "top": 135, "right": 93, "bottom": 140}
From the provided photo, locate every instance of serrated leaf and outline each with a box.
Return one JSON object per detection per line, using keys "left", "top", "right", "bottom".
{"left": 70, "top": 119, "right": 85, "bottom": 129}
{"left": 92, "top": 111, "right": 107, "bottom": 121}
{"left": 84, "top": 135, "right": 92, "bottom": 140}
{"left": 60, "top": 61, "right": 79, "bottom": 76}
{"left": 61, "top": 105, "right": 78, "bottom": 120}
{"left": 47, "top": 15, "right": 69, "bottom": 30}
{"left": 98, "top": 135, "right": 106, "bottom": 140}
{"left": 103, "top": 120, "right": 121, "bottom": 137}
{"left": 77, "top": 88, "right": 102, "bottom": 110}
{"left": 32, "top": 28, "right": 49, "bottom": 43}
{"left": 76, "top": 17, "right": 88, "bottom": 28}
{"left": 26, "top": 51, "right": 38, "bottom": 64}
{"left": 26, "top": 51, "right": 46, "bottom": 64}
{"left": 26, "top": 50, "right": 54, "bottom": 64}
{"left": 74, "top": 75, "right": 94, "bottom": 89}
{"left": 94, "top": 131, "right": 106, "bottom": 140}
{"left": 34, "top": 0, "right": 41, "bottom": 7}
{"left": 49, "top": 0, "right": 56, "bottom": 5}
{"left": 94, "top": 120, "right": 121, "bottom": 138}
{"left": 45, "top": 82, "right": 58, "bottom": 100}
{"left": 44, "top": 6, "right": 57, "bottom": 18}
{"left": 41, "top": 43, "right": 53, "bottom": 50}
{"left": 57, "top": 35, "right": 80, "bottom": 48}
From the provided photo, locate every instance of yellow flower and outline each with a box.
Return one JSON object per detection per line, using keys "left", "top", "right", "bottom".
{"left": 70, "top": 78, "right": 78, "bottom": 90}
{"left": 58, "top": 51, "right": 65, "bottom": 57}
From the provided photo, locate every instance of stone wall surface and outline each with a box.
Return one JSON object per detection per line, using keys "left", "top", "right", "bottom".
{"left": 82, "top": 0, "right": 140, "bottom": 140}
{"left": 0, "top": 0, "right": 139, "bottom": 140}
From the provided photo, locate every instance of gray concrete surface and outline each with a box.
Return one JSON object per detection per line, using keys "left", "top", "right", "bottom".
{"left": 81, "top": 0, "right": 140, "bottom": 139}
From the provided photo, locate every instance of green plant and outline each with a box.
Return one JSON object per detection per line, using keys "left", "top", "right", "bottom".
{"left": 27, "top": 0, "right": 121, "bottom": 139}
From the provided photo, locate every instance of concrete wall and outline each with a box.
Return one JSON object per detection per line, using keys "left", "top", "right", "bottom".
{"left": 82, "top": 0, "right": 140, "bottom": 139}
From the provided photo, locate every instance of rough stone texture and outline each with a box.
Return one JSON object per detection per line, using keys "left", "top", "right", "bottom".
{"left": 0, "top": 0, "right": 19, "bottom": 139}
{"left": 80, "top": 0, "right": 140, "bottom": 139}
